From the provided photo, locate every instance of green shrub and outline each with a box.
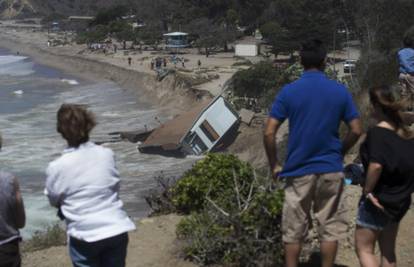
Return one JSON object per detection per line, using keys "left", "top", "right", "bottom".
{"left": 171, "top": 153, "right": 254, "bottom": 213}
{"left": 230, "top": 61, "right": 279, "bottom": 100}
{"left": 76, "top": 25, "right": 109, "bottom": 44}
{"left": 177, "top": 180, "right": 285, "bottom": 266}
{"left": 229, "top": 61, "right": 339, "bottom": 112}
{"left": 232, "top": 60, "right": 253, "bottom": 67}
{"left": 177, "top": 212, "right": 231, "bottom": 264}
{"left": 145, "top": 175, "right": 178, "bottom": 216}
{"left": 145, "top": 153, "right": 285, "bottom": 265}
{"left": 91, "top": 5, "right": 129, "bottom": 26}
{"left": 22, "top": 224, "right": 66, "bottom": 252}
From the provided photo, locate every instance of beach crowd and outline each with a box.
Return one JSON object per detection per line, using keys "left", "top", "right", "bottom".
{"left": 0, "top": 34, "right": 414, "bottom": 267}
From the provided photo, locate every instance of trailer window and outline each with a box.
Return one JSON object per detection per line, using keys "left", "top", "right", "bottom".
{"left": 200, "top": 120, "right": 220, "bottom": 143}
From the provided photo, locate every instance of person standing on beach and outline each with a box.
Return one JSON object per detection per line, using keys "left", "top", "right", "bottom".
{"left": 398, "top": 33, "right": 414, "bottom": 111}
{"left": 264, "top": 39, "right": 362, "bottom": 267}
{"left": 0, "top": 134, "right": 26, "bottom": 267}
{"left": 128, "top": 57, "right": 132, "bottom": 66}
{"left": 45, "top": 104, "right": 136, "bottom": 267}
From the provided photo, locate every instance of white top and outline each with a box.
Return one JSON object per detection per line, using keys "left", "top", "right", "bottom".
{"left": 45, "top": 142, "right": 136, "bottom": 242}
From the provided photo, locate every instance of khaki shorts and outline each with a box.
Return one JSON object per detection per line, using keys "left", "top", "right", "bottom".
{"left": 282, "top": 172, "right": 348, "bottom": 243}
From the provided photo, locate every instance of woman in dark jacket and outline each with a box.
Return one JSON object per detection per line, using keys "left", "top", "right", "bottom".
{"left": 355, "top": 86, "right": 414, "bottom": 267}
{"left": 0, "top": 134, "right": 26, "bottom": 267}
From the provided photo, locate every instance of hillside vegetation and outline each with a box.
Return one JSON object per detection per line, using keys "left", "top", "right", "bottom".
{"left": 0, "top": 0, "right": 130, "bottom": 18}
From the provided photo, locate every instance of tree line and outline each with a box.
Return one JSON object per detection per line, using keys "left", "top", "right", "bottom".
{"left": 72, "top": 0, "right": 412, "bottom": 59}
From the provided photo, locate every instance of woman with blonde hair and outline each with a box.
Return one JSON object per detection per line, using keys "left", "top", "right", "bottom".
{"left": 45, "top": 104, "right": 135, "bottom": 267}
{"left": 355, "top": 86, "right": 414, "bottom": 267}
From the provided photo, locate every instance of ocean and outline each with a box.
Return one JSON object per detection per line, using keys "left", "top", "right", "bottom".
{"left": 0, "top": 49, "right": 198, "bottom": 238}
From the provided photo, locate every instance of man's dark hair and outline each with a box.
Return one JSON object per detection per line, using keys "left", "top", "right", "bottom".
{"left": 300, "top": 39, "right": 327, "bottom": 70}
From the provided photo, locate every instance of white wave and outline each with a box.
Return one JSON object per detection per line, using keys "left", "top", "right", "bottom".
{"left": 101, "top": 111, "right": 121, "bottom": 118}
{"left": 60, "top": 79, "right": 79, "bottom": 85}
{"left": 0, "top": 55, "right": 28, "bottom": 65}
{"left": 0, "top": 55, "right": 34, "bottom": 76}
{"left": 13, "top": 90, "right": 23, "bottom": 95}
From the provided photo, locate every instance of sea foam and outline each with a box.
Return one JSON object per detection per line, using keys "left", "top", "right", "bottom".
{"left": 0, "top": 55, "right": 34, "bottom": 76}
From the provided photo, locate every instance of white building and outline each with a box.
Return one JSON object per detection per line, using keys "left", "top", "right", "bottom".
{"left": 235, "top": 44, "right": 258, "bottom": 57}
{"left": 235, "top": 38, "right": 261, "bottom": 57}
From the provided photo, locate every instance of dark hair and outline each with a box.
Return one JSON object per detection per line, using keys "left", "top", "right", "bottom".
{"left": 403, "top": 34, "right": 414, "bottom": 48}
{"left": 369, "top": 86, "right": 413, "bottom": 139}
{"left": 403, "top": 26, "right": 414, "bottom": 48}
{"left": 300, "top": 39, "right": 327, "bottom": 70}
{"left": 57, "top": 104, "right": 96, "bottom": 148}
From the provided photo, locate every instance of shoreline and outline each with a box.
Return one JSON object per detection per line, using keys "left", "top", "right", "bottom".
{"left": 0, "top": 30, "right": 203, "bottom": 115}
{"left": 0, "top": 28, "right": 202, "bottom": 234}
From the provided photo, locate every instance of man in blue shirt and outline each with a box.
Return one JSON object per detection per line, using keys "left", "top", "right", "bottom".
{"left": 264, "top": 39, "right": 362, "bottom": 267}
{"left": 398, "top": 34, "right": 414, "bottom": 111}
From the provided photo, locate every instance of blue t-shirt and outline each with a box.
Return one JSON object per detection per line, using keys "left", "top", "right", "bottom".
{"left": 398, "top": 48, "right": 414, "bottom": 74}
{"left": 270, "top": 71, "right": 359, "bottom": 177}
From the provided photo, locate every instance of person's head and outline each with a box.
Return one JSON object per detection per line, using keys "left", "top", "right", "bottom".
{"left": 369, "top": 86, "right": 412, "bottom": 138}
{"left": 300, "top": 39, "right": 327, "bottom": 71}
{"left": 57, "top": 104, "right": 96, "bottom": 148}
{"left": 403, "top": 26, "right": 414, "bottom": 48}
{"left": 403, "top": 34, "right": 414, "bottom": 49}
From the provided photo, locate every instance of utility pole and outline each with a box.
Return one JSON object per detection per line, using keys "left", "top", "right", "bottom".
{"left": 333, "top": 25, "right": 337, "bottom": 73}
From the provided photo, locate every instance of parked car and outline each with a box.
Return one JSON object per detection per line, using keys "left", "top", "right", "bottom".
{"left": 343, "top": 59, "right": 357, "bottom": 74}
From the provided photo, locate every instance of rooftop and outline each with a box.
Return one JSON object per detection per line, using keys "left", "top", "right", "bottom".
{"left": 140, "top": 100, "right": 210, "bottom": 150}
{"left": 163, "top": 32, "right": 189, "bottom": 37}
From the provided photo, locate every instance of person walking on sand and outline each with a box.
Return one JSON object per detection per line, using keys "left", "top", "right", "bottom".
{"left": 0, "top": 134, "right": 26, "bottom": 267}
{"left": 45, "top": 104, "right": 136, "bottom": 267}
{"left": 264, "top": 39, "right": 362, "bottom": 267}
{"left": 355, "top": 86, "right": 414, "bottom": 267}
{"left": 128, "top": 57, "right": 132, "bottom": 66}
{"left": 398, "top": 33, "right": 414, "bottom": 111}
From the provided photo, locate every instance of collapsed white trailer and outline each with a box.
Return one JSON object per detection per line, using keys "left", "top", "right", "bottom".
{"left": 182, "top": 96, "right": 239, "bottom": 155}
{"left": 139, "top": 96, "right": 240, "bottom": 157}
